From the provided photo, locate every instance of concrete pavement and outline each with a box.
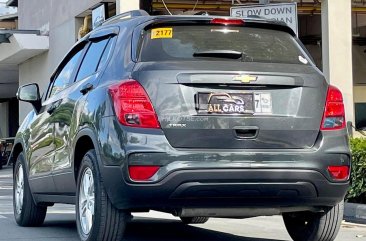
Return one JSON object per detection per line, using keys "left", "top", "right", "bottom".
{"left": 0, "top": 166, "right": 365, "bottom": 241}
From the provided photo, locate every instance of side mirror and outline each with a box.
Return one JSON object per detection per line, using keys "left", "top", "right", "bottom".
{"left": 17, "top": 83, "right": 41, "bottom": 113}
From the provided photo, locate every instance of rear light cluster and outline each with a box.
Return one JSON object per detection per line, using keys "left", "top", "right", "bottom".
{"left": 110, "top": 81, "right": 161, "bottom": 181}
{"left": 109, "top": 80, "right": 160, "bottom": 129}
{"left": 320, "top": 85, "right": 346, "bottom": 131}
{"left": 328, "top": 166, "right": 350, "bottom": 181}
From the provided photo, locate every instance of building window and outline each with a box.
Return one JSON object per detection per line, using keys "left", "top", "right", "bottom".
{"left": 355, "top": 103, "right": 366, "bottom": 130}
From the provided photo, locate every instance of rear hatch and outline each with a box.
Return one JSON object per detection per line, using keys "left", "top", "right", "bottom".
{"left": 132, "top": 20, "right": 327, "bottom": 149}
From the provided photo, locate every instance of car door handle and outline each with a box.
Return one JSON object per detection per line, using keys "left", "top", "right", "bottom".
{"left": 80, "top": 83, "right": 93, "bottom": 95}
{"left": 47, "top": 105, "right": 56, "bottom": 114}
{"left": 47, "top": 100, "right": 61, "bottom": 114}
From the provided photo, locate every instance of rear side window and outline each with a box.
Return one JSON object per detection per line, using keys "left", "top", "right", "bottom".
{"left": 97, "top": 37, "right": 114, "bottom": 72}
{"left": 139, "top": 25, "right": 309, "bottom": 65}
{"left": 76, "top": 38, "right": 110, "bottom": 82}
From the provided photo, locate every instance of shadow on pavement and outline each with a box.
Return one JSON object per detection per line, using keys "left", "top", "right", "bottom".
{"left": 42, "top": 219, "right": 76, "bottom": 229}
{"left": 35, "top": 216, "right": 287, "bottom": 241}
{"left": 124, "top": 217, "right": 286, "bottom": 241}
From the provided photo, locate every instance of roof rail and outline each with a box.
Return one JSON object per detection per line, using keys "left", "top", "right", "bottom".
{"left": 102, "top": 10, "right": 149, "bottom": 26}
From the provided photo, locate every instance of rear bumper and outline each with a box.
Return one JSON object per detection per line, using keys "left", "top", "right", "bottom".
{"left": 100, "top": 166, "right": 349, "bottom": 212}
{"left": 97, "top": 117, "right": 350, "bottom": 214}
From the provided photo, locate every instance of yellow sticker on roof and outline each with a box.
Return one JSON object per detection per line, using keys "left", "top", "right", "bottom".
{"left": 151, "top": 28, "right": 173, "bottom": 39}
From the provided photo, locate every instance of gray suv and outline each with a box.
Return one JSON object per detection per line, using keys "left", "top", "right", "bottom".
{"left": 10, "top": 10, "right": 350, "bottom": 241}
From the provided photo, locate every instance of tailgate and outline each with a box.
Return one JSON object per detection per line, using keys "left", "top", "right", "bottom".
{"left": 132, "top": 61, "right": 327, "bottom": 149}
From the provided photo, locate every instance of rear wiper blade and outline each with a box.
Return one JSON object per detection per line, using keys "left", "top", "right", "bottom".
{"left": 193, "top": 50, "right": 243, "bottom": 59}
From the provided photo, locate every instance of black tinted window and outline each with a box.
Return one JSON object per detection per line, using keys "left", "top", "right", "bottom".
{"left": 97, "top": 37, "right": 114, "bottom": 72}
{"left": 355, "top": 103, "right": 366, "bottom": 130}
{"left": 140, "top": 26, "right": 309, "bottom": 64}
{"left": 50, "top": 48, "right": 83, "bottom": 97}
{"left": 76, "top": 38, "right": 109, "bottom": 81}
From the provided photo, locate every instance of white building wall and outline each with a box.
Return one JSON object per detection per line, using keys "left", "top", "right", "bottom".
{"left": 48, "top": 19, "right": 79, "bottom": 69}
{"left": 322, "top": 0, "right": 354, "bottom": 124}
{"left": 18, "top": 1, "right": 100, "bottom": 122}
{"left": 18, "top": 52, "right": 50, "bottom": 121}
{"left": 18, "top": 0, "right": 101, "bottom": 30}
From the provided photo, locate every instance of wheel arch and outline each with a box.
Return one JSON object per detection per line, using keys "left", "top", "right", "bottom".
{"left": 10, "top": 141, "right": 25, "bottom": 172}
{"left": 72, "top": 128, "right": 102, "bottom": 182}
{"left": 10, "top": 140, "right": 39, "bottom": 206}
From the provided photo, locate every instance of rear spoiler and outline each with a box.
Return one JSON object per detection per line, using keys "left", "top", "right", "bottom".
{"left": 145, "top": 15, "right": 296, "bottom": 37}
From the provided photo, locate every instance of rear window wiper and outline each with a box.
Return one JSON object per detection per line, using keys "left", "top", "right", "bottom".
{"left": 193, "top": 50, "right": 243, "bottom": 59}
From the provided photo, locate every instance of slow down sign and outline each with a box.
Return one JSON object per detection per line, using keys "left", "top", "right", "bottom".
{"left": 230, "top": 3, "right": 298, "bottom": 35}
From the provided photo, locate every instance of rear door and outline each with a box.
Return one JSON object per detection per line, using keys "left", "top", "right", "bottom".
{"left": 45, "top": 42, "right": 87, "bottom": 193}
{"left": 52, "top": 29, "right": 117, "bottom": 194}
{"left": 132, "top": 22, "right": 327, "bottom": 149}
{"left": 28, "top": 44, "right": 86, "bottom": 194}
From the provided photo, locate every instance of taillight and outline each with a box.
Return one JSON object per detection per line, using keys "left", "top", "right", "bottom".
{"left": 320, "top": 85, "right": 345, "bottom": 131}
{"left": 129, "top": 166, "right": 160, "bottom": 181}
{"left": 210, "top": 18, "right": 245, "bottom": 26}
{"left": 109, "top": 80, "right": 160, "bottom": 129}
{"left": 328, "top": 166, "right": 350, "bottom": 181}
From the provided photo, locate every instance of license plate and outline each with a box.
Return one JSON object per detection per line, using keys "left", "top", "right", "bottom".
{"left": 197, "top": 93, "right": 255, "bottom": 114}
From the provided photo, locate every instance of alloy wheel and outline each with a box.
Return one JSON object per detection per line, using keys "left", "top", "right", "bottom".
{"left": 15, "top": 164, "right": 24, "bottom": 215}
{"left": 78, "top": 167, "right": 95, "bottom": 235}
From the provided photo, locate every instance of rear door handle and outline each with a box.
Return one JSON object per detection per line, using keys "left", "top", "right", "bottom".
{"left": 233, "top": 126, "right": 259, "bottom": 139}
{"left": 80, "top": 83, "right": 93, "bottom": 95}
{"left": 47, "top": 100, "right": 61, "bottom": 114}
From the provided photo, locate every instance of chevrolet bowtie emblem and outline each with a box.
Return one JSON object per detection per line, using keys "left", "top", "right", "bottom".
{"left": 232, "top": 75, "right": 258, "bottom": 83}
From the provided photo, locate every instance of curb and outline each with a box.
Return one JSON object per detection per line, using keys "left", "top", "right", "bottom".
{"left": 344, "top": 202, "right": 366, "bottom": 224}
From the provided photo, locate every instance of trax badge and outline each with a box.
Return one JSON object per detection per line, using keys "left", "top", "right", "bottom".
{"left": 232, "top": 75, "right": 257, "bottom": 83}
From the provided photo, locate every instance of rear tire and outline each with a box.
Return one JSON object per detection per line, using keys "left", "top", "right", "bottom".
{"left": 76, "top": 150, "right": 129, "bottom": 241}
{"left": 283, "top": 201, "right": 344, "bottom": 241}
{"left": 180, "top": 217, "right": 209, "bottom": 224}
{"left": 13, "top": 152, "right": 47, "bottom": 227}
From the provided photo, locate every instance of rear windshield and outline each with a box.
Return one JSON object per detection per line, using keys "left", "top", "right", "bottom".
{"left": 139, "top": 25, "right": 309, "bottom": 65}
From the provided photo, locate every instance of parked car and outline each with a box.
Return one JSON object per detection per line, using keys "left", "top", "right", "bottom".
{"left": 10, "top": 10, "right": 350, "bottom": 241}
{"left": 0, "top": 138, "right": 14, "bottom": 169}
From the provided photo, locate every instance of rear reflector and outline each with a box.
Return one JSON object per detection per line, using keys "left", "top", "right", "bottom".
{"left": 129, "top": 166, "right": 160, "bottom": 181}
{"left": 210, "top": 18, "right": 245, "bottom": 26}
{"left": 109, "top": 80, "right": 160, "bottom": 129}
{"left": 328, "top": 166, "right": 350, "bottom": 181}
{"left": 320, "top": 85, "right": 346, "bottom": 131}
